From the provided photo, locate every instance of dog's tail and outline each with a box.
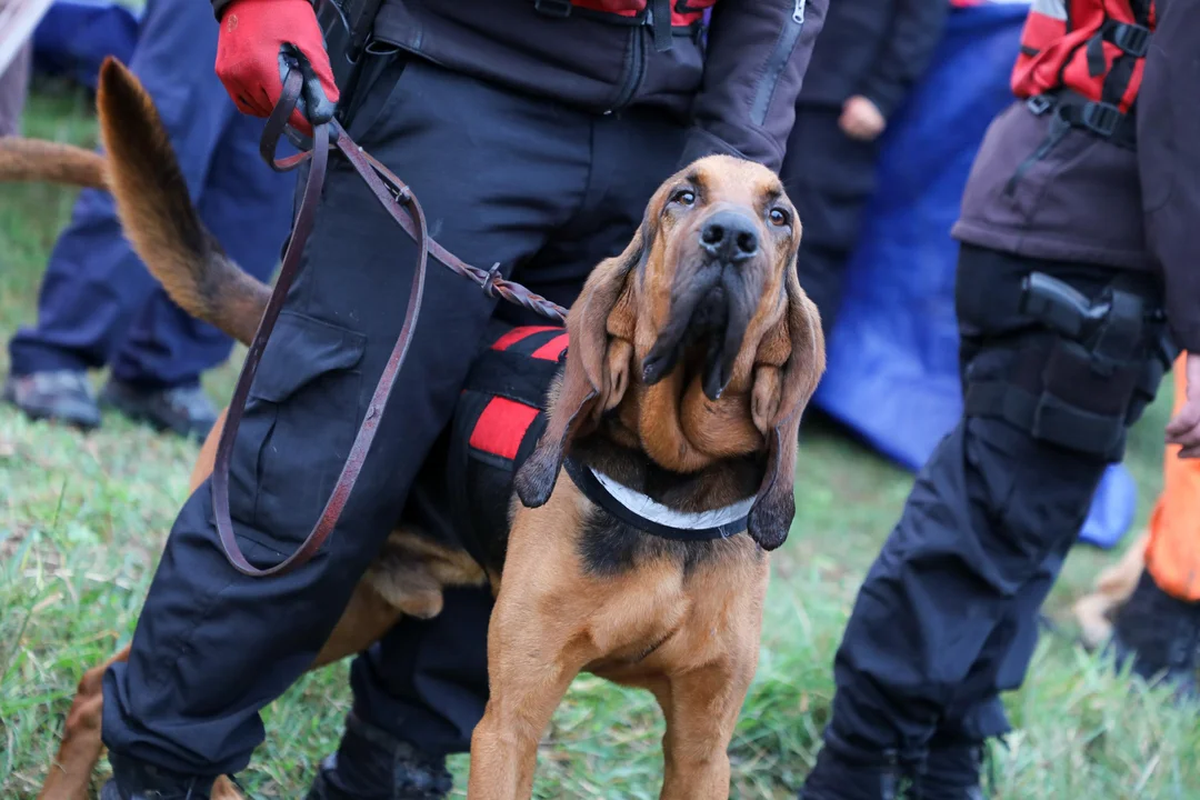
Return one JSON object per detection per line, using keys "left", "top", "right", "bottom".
{"left": 96, "top": 56, "right": 269, "bottom": 346}
{"left": 0, "top": 137, "right": 108, "bottom": 188}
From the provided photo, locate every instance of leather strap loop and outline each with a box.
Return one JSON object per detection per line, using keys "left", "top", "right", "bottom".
{"left": 210, "top": 72, "right": 568, "bottom": 578}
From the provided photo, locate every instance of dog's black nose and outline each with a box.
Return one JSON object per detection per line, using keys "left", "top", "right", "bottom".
{"left": 700, "top": 211, "right": 759, "bottom": 263}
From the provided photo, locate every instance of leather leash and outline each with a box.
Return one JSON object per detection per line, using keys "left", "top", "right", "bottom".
{"left": 211, "top": 69, "right": 568, "bottom": 578}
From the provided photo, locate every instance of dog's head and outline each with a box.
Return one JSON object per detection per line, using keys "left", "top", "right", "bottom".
{"left": 514, "top": 154, "right": 825, "bottom": 551}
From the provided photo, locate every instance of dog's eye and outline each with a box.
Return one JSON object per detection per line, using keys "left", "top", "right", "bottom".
{"left": 672, "top": 189, "right": 696, "bottom": 206}
{"left": 769, "top": 207, "right": 791, "bottom": 227}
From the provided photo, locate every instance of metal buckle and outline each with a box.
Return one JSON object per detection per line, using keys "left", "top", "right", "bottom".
{"left": 533, "top": 0, "right": 573, "bottom": 17}
{"left": 1026, "top": 94, "right": 1054, "bottom": 116}
{"left": 1111, "top": 22, "right": 1150, "bottom": 58}
{"left": 1081, "top": 101, "right": 1121, "bottom": 137}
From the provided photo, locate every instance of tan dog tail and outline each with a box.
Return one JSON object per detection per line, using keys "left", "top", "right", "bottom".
{"left": 0, "top": 137, "right": 107, "bottom": 188}
{"left": 96, "top": 56, "right": 269, "bottom": 346}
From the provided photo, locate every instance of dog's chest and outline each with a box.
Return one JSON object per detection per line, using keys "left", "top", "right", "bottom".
{"left": 401, "top": 324, "right": 565, "bottom": 571}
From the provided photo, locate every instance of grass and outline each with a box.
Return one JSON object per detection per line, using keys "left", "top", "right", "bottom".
{"left": 2, "top": 80, "right": 1198, "bottom": 800}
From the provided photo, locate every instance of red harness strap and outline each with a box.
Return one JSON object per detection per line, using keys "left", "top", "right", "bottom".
{"left": 470, "top": 327, "right": 568, "bottom": 461}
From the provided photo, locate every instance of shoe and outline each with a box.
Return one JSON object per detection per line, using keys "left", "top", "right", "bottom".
{"left": 306, "top": 711, "right": 453, "bottom": 800}
{"left": 2, "top": 369, "right": 101, "bottom": 430}
{"left": 799, "top": 745, "right": 901, "bottom": 800}
{"left": 910, "top": 742, "right": 987, "bottom": 799}
{"left": 99, "top": 752, "right": 216, "bottom": 799}
{"left": 1107, "top": 570, "right": 1200, "bottom": 700}
{"left": 99, "top": 379, "right": 218, "bottom": 439}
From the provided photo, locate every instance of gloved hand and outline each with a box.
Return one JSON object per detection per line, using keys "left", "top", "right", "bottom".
{"left": 215, "top": 0, "right": 340, "bottom": 136}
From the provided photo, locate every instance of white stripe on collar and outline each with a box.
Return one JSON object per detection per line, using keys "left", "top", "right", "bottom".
{"left": 588, "top": 466, "right": 755, "bottom": 532}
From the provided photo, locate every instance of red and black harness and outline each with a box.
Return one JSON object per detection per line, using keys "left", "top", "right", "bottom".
{"left": 443, "top": 324, "right": 752, "bottom": 571}
{"left": 1013, "top": 0, "right": 1154, "bottom": 153}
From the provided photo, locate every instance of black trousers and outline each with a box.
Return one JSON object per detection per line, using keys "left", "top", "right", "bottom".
{"left": 819, "top": 243, "right": 1169, "bottom": 763}
{"left": 780, "top": 106, "right": 881, "bottom": 342}
{"left": 100, "top": 49, "right": 686, "bottom": 775}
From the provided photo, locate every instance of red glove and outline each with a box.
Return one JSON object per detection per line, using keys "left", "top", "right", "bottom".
{"left": 215, "top": 0, "right": 340, "bottom": 136}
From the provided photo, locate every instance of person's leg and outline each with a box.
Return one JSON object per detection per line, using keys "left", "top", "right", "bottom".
{"left": 781, "top": 106, "right": 879, "bottom": 343}
{"left": 99, "top": 51, "right": 599, "bottom": 796}
{"left": 320, "top": 101, "right": 688, "bottom": 800}
{"left": 916, "top": 547, "right": 1068, "bottom": 800}
{"left": 800, "top": 245, "right": 1169, "bottom": 800}
{"left": 103, "top": 94, "right": 296, "bottom": 438}
{"left": 4, "top": 0, "right": 230, "bottom": 428}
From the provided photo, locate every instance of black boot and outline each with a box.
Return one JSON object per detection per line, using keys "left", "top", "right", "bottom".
{"left": 99, "top": 378, "right": 218, "bottom": 439}
{"left": 99, "top": 751, "right": 217, "bottom": 799}
{"left": 799, "top": 745, "right": 901, "bottom": 800}
{"left": 306, "top": 711, "right": 453, "bottom": 800}
{"left": 3, "top": 369, "right": 101, "bottom": 430}
{"left": 1108, "top": 570, "right": 1200, "bottom": 700}
{"left": 909, "top": 742, "right": 986, "bottom": 800}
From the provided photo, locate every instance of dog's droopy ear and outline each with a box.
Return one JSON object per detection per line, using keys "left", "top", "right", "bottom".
{"left": 513, "top": 227, "right": 645, "bottom": 508}
{"left": 746, "top": 261, "right": 825, "bottom": 551}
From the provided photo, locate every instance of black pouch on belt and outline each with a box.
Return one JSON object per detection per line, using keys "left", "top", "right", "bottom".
{"left": 963, "top": 272, "right": 1172, "bottom": 460}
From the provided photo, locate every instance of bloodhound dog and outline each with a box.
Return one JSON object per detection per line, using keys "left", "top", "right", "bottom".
{"left": 14, "top": 58, "right": 825, "bottom": 800}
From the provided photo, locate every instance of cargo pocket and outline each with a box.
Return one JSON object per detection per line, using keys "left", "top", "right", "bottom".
{"left": 227, "top": 311, "right": 367, "bottom": 556}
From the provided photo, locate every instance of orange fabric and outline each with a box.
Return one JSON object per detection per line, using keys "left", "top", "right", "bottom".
{"left": 1144, "top": 352, "right": 1200, "bottom": 601}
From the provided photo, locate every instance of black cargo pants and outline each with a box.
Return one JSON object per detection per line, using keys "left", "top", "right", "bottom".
{"left": 100, "top": 48, "right": 686, "bottom": 775}
{"left": 818, "top": 243, "right": 1172, "bottom": 767}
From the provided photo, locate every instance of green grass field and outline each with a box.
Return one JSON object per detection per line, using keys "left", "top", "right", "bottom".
{"left": 1, "top": 80, "right": 1197, "bottom": 800}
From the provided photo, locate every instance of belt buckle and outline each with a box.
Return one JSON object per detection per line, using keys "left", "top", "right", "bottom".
{"left": 1026, "top": 94, "right": 1054, "bottom": 116}
{"left": 534, "top": 0, "right": 573, "bottom": 17}
{"left": 1081, "top": 101, "right": 1121, "bottom": 138}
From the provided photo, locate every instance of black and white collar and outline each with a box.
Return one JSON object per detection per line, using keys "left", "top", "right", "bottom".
{"left": 563, "top": 457, "right": 752, "bottom": 542}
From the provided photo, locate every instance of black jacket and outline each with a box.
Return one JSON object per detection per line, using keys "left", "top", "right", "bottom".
{"left": 954, "top": 0, "right": 1200, "bottom": 351}
{"left": 211, "top": 0, "right": 828, "bottom": 173}
{"left": 796, "top": 0, "right": 946, "bottom": 118}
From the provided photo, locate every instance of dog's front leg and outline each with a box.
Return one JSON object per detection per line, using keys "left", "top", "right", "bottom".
{"left": 654, "top": 653, "right": 758, "bottom": 800}
{"left": 466, "top": 509, "right": 593, "bottom": 800}
{"left": 466, "top": 582, "right": 584, "bottom": 800}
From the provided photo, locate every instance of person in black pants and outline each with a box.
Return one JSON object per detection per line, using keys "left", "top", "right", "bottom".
{"left": 799, "top": 0, "right": 1200, "bottom": 796}
{"left": 95, "top": 1, "right": 829, "bottom": 798}
{"left": 3, "top": 0, "right": 295, "bottom": 439}
{"left": 780, "top": 0, "right": 947, "bottom": 341}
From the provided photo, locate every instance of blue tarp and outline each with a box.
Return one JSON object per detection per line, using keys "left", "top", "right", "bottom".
{"left": 812, "top": 0, "right": 1136, "bottom": 549}
{"left": 31, "top": 0, "right": 141, "bottom": 91}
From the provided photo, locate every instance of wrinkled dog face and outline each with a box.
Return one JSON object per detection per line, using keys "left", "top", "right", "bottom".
{"left": 516, "top": 154, "right": 825, "bottom": 551}
{"left": 640, "top": 158, "right": 802, "bottom": 402}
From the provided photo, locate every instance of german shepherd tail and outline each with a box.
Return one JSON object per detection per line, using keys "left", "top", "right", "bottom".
{"left": 0, "top": 138, "right": 107, "bottom": 189}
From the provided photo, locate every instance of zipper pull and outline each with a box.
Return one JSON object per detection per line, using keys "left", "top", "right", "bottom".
{"left": 793, "top": 0, "right": 806, "bottom": 23}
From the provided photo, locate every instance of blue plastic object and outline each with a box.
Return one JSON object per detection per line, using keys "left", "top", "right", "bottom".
{"left": 811, "top": 0, "right": 1136, "bottom": 550}
{"left": 32, "top": 0, "right": 141, "bottom": 91}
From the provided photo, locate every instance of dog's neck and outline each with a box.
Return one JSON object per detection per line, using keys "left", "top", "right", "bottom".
{"left": 570, "top": 428, "right": 764, "bottom": 516}
{"left": 607, "top": 363, "right": 767, "bottom": 473}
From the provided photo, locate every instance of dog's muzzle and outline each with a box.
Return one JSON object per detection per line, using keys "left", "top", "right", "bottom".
{"left": 642, "top": 210, "right": 761, "bottom": 400}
